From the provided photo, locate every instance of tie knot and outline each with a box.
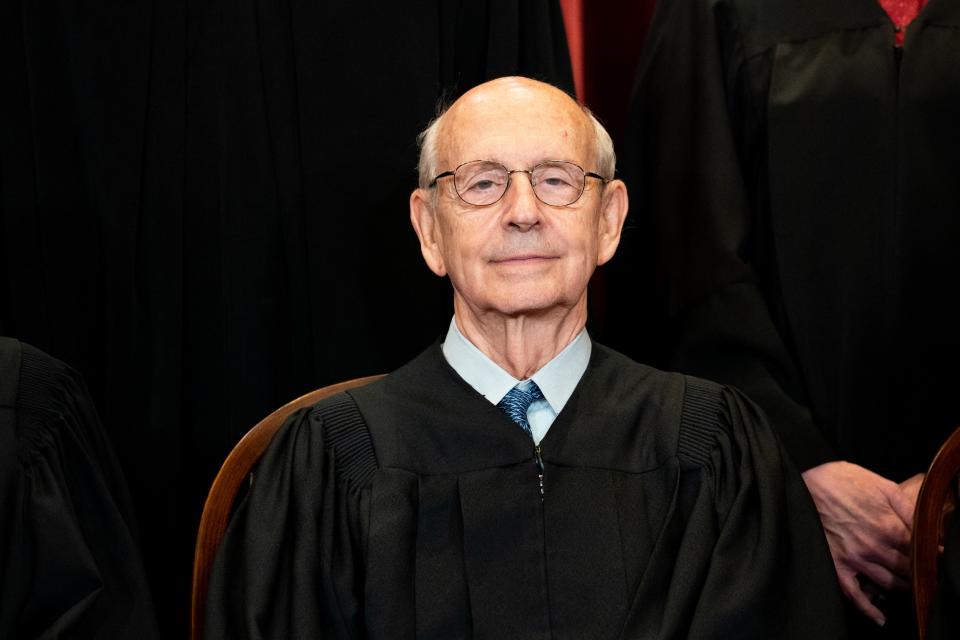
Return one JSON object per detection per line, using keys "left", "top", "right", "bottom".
{"left": 497, "top": 380, "right": 544, "bottom": 436}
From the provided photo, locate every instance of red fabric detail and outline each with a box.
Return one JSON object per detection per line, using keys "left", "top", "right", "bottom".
{"left": 578, "top": 0, "right": 656, "bottom": 141}
{"left": 558, "top": 0, "right": 656, "bottom": 140}
{"left": 558, "top": 0, "right": 658, "bottom": 333}
{"left": 877, "top": 0, "right": 927, "bottom": 45}
{"left": 560, "top": 0, "right": 586, "bottom": 101}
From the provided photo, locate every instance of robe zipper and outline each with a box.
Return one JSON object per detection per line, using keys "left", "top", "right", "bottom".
{"left": 534, "top": 444, "right": 545, "bottom": 499}
{"left": 533, "top": 443, "right": 552, "bottom": 630}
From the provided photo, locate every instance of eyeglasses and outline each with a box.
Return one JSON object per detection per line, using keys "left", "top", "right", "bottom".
{"left": 428, "top": 160, "right": 609, "bottom": 207}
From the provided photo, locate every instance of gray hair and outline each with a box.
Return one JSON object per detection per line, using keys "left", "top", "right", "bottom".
{"left": 416, "top": 101, "right": 616, "bottom": 189}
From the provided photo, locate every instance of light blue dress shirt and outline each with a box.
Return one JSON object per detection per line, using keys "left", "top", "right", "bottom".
{"left": 441, "top": 317, "right": 592, "bottom": 444}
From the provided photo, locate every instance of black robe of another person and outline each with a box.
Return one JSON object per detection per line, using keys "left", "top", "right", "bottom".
{"left": 205, "top": 342, "right": 846, "bottom": 639}
{"left": 605, "top": 2, "right": 960, "bottom": 635}
{"left": 610, "top": 0, "right": 960, "bottom": 500}
{"left": 0, "top": 338, "right": 160, "bottom": 638}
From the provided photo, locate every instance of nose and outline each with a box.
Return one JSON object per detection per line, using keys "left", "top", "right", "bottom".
{"left": 501, "top": 171, "right": 542, "bottom": 230}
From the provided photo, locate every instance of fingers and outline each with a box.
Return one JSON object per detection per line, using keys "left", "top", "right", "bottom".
{"left": 855, "top": 556, "right": 910, "bottom": 592}
{"left": 837, "top": 569, "right": 886, "bottom": 627}
{"left": 890, "top": 473, "right": 924, "bottom": 529}
{"left": 871, "top": 513, "right": 912, "bottom": 559}
{"left": 899, "top": 472, "right": 925, "bottom": 494}
{"left": 835, "top": 522, "right": 911, "bottom": 585}
{"left": 888, "top": 489, "right": 916, "bottom": 531}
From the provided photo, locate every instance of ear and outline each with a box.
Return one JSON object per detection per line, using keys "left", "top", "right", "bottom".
{"left": 596, "top": 179, "right": 628, "bottom": 266}
{"left": 410, "top": 188, "right": 448, "bottom": 277}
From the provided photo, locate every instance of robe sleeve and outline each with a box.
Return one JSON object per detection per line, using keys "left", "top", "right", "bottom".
{"left": 0, "top": 339, "right": 160, "bottom": 639}
{"left": 204, "top": 398, "right": 375, "bottom": 640}
{"left": 623, "top": 0, "right": 835, "bottom": 471}
{"left": 684, "top": 385, "right": 847, "bottom": 638}
{"left": 621, "top": 378, "right": 847, "bottom": 637}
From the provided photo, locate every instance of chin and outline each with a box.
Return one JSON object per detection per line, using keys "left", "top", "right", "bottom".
{"left": 489, "top": 292, "right": 568, "bottom": 317}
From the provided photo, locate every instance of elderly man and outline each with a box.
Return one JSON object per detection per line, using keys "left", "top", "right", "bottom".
{"left": 204, "top": 77, "right": 845, "bottom": 639}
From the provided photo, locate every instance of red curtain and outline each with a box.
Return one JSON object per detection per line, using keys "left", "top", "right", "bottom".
{"left": 559, "top": 0, "right": 658, "bottom": 140}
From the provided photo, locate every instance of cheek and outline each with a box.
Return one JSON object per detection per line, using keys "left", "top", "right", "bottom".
{"left": 566, "top": 220, "right": 602, "bottom": 263}
{"left": 560, "top": 230, "right": 603, "bottom": 289}
{"left": 437, "top": 219, "right": 486, "bottom": 278}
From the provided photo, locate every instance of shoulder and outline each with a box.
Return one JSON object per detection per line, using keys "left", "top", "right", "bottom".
{"left": 675, "top": 374, "right": 733, "bottom": 469}
{"left": 284, "top": 344, "right": 467, "bottom": 481}
{"left": 6, "top": 339, "right": 102, "bottom": 459}
{"left": 259, "top": 389, "right": 379, "bottom": 493}
{"left": 659, "top": 0, "right": 860, "bottom": 56}
{"left": 591, "top": 342, "right": 724, "bottom": 407}
{"left": 12, "top": 340, "right": 82, "bottom": 414}
{"left": 589, "top": 343, "right": 750, "bottom": 470}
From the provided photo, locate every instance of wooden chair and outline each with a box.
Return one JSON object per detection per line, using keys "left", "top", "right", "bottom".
{"left": 190, "top": 374, "right": 385, "bottom": 640}
{"left": 913, "top": 425, "right": 960, "bottom": 640}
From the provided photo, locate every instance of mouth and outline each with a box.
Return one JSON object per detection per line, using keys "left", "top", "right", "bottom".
{"left": 489, "top": 254, "right": 558, "bottom": 265}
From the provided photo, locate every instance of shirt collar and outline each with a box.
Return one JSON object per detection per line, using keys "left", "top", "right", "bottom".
{"left": 441, "top": 316, "right": 591, "bottom": 414}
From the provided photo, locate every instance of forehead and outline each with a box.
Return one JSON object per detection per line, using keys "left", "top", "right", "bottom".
{"left": 438, "top": 79, "right": 594, "bottom": 169}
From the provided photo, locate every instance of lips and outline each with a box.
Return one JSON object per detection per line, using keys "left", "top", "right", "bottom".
{"left": 489, "top": 255, "right": 558, "bottom": 264}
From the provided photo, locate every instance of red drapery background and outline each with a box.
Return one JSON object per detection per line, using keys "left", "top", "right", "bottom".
{"left": 560, "top": 0, "right": 658, "bottom": 140}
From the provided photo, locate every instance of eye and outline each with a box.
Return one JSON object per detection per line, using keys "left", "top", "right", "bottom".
{"left": 459, "top": 166, "right": 507, "bottom": 196}
{"left": 470, "top": 179, "right": 499, "bottom": 192}
{"left": 542, "top": 175, "right": 574, "bottom": 188}
{"left": 535, "top": 164, "right": 581, "bottom": 192}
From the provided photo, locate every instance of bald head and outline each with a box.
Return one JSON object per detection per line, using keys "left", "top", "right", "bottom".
{"left": 417, "top": 77, "right": 615, "bottom": 189}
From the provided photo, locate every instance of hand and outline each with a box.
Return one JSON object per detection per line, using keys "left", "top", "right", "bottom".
{"left": 895, "top": 473, "right": 925, "bottom": 527}
{"left": 802, "top": 461, "right": 914, "bottom": 626}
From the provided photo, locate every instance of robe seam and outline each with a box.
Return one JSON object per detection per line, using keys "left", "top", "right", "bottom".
{"left": 369, "top": 462, "right": 681, "bottom": 478}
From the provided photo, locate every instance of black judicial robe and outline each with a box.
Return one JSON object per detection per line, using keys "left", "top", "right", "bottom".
{"left": 0, "top": 338, "right": 160, "bottom": 638}
{"left": 205, "top": 343, "right": 845, "bottom": 639}
{"left": 613, "top": 0, "right": 960, "bottom": 481}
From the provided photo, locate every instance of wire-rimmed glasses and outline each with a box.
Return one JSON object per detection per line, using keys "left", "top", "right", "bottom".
{"left": 428, "top": 160, "right": 609, "bottom": 207}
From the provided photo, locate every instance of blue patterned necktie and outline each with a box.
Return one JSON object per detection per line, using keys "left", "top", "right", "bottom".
{"left": 496, "top": 380, "right": 544, "bottom": 437}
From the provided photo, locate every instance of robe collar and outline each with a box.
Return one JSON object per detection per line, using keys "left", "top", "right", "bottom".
{"left": 440, "top": 316, "right": 591, "bottom": 418}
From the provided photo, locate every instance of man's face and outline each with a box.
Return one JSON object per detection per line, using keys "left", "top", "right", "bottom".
{"left": 410, "top": 78, "right": 626, "bottom": 320}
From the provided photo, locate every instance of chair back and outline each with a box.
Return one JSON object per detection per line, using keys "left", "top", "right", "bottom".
{"left": 190, "top": 374, "right": 385, "bottom": 640}
{"left": 913, "top": 425, "right": 960, "bottom": 639}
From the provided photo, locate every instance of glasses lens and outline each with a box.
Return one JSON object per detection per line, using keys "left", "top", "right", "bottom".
{"left": 454, "top": 162, "right": 509, "bottom": 206}
{"left": 531, "top": 162, "right": 585, "bottom": 206}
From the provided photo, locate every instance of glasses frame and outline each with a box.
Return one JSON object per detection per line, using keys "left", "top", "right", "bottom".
{"left": 428, "top": 160, "right": 610, "bottom": 207}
